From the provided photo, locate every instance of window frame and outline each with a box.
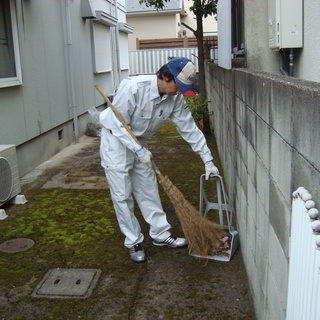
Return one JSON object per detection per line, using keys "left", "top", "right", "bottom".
{"left": 91, "top": 11, "right": 118, "bottom": 74}
{"left": 0, "top": 0, "right": 22, "bottom": 88}
{"left": 231, "top": 0, "right": 245, "bottom": 56}
{"left": 217, "top": 0, "right": 232, "bottom": 70}
{"left": 91, "top": 21, "right": 113, "bottom": 74}
{"left": 118, "top": 23, "right": 134, "bottom": 71}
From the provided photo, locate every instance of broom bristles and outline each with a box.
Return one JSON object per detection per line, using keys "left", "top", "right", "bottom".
{"left": 159, "top": 175, "right": 226, "bottom": 257}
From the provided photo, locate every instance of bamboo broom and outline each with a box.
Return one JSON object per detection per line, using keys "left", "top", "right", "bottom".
{"left": 95, "top": 85, "right": 225, "bottom": 257}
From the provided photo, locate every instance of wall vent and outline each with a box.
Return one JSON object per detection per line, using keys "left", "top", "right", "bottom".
{"left": 0, "top": 145, "right": 21, "bottom": 206}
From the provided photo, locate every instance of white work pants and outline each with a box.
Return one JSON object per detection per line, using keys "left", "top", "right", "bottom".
{"left": 100, "top": 129, "right": 171, "bottom": 248}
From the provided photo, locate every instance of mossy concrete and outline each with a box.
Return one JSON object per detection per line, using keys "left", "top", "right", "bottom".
{"left": 0, "top": 122, "right": 255, "bottom": 319}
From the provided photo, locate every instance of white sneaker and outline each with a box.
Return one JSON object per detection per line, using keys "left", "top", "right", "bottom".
{"left": 129, "top": 243, "right": 146, "bottom": 263}
{"left": 153, "top": 234, "right": 187, "bottom": 248}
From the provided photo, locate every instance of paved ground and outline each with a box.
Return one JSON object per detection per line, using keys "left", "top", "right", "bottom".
{"left": 0, "top": 123, "right": 255, "bottom": 319}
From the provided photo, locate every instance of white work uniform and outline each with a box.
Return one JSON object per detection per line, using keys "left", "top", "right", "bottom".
{"left": 100, "top": 75, "right": 213, "bottom": 248}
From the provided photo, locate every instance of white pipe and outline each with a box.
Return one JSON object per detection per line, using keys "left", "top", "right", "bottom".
{"left": 65, "top": 0, "right": 79, "bottom": 143}
{"left": 279, "top": 53, "right": 289, "bottom": 76}
{"left": 289, "top": 48, "right": 294, "bottom": 77}
{"left": 113, "top": 0, "right": 121, "bottom": 88}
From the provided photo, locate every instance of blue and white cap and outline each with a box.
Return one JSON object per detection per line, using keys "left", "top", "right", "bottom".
{"left": 167, "top": 57, "right": 196, "bottom": 96}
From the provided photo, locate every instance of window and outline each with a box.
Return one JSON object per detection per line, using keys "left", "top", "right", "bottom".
{"left": 92, "top": 21, "right": 113, "bottom": 73}
{"left": 91, "top": 11, "right": 117, "bottom": 74}
{"left": 231, "top": 0, "right": 244, "bottom": 55}
{"left": 217, "top": 0, "right": 232, "bottom": 70}
{"left": 118, "top": 23, "right": 134, "bottom": 71}
{"left": 119, "top": 32, "right": 129, "bottom": 70}
{"left": 0, "top": 0, "right": 22, "bottom": 88}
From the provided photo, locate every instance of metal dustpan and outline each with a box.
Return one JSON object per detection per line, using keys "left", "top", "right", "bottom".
{"left": 190, "top": 174, "right": 239, "bottom": 262}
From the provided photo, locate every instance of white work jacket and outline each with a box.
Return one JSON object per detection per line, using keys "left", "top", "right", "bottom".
{"left": 99, "top": 75, "right": 213, "bottom": 163}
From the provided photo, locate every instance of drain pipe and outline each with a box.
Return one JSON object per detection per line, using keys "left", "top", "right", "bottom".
{"left": 113, "top": 0, "right": 121, "bottom": 89}
{"left": 279, "top": 51, "right": 289, "bottom": 76}
{"left": 289, "top": 48, "right": 294, "bottom": 77}
{"left": 279, "top": 49, "right": 294, "bottom": 77}
{"left": 65, "top": 0, "right": 79, "bottom": 143}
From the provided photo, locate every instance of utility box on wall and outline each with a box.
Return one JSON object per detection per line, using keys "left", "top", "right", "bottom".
{"left": 268, "top": 0, "right": 303, "bottom": 50}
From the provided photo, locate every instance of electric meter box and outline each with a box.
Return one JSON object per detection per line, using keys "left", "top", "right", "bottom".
{"left": 268, "top": 0, "right": 303, "bottom": 50}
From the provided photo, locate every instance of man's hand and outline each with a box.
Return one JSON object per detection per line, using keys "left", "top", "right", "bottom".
{"left": 136, "top": 147, "right": 153, "bottom": 168}
{"left": 205, "top": 161, "right": 219, "bottom": 180}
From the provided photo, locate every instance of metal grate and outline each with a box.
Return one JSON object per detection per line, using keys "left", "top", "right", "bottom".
{"left": 0, "top": 157, "right": 13, "bottom": 202}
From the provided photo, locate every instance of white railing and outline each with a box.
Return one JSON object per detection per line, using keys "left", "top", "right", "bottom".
{"left": 286, "top": 187, "right": 320, "bottom": 320}
{"left": 128, "top": 48, "right": 199, "bottom": 75}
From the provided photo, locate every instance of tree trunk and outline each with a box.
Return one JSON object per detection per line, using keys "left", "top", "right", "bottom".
{"left": 195, "top": 13, "right": 211, "bottom": 133}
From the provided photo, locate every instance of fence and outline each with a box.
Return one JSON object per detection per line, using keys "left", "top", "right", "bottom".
{"left": 286, "top": 187, "right": 320, "bottom": 319}
{"left": 128, "top": 48, "right": 199, "bottom": 75}
{"left": 136, "top": 36, "right": 217, "bottom": 50}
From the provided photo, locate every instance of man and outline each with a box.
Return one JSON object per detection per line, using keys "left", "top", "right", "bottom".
{"left": 99, "top": 57, "right": 219, "bottom": 263}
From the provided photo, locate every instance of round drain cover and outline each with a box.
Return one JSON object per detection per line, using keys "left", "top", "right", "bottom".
{"left": 0, "top": 238, "right": 35, "bottom": 253}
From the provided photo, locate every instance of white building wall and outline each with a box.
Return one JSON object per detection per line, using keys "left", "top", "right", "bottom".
{"left": 0, "top": 0, "right": 131, "bottom": 176}
{"left": 127, "top": 0, "right": 217, "bottom": 50}
{"left": 182, "top": 0, "right": 217, "bottom": 37}
{"left": 127, "top": 15, "right": 178, "bottom": 50}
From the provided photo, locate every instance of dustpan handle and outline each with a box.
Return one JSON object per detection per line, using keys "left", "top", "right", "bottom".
{"left": 94, "top": 85, "right": 163, "bottom": 178}
{"left": 203, "top": 174, "right": 233, "bottom": 232}
{"left": 217, "top": 175, "right": 233, "bottom": 231}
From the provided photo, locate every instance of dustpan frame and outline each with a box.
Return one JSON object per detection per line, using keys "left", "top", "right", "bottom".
{"left": 199, "top": 174, "right": 233, "bottom": 232}
{"left": 189, "top": 228, "right": 239, "bottom": 262}
{"left": 189, "top": 174, "right": 239, "bottom": 262}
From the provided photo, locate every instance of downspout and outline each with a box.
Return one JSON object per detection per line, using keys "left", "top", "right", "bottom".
{"left": 113, "top": 0, "right": 121, "bottom": 89}
{"left": 279, "top": 49, "right": 294, "bottom": 77}
{"left": 289, "top": 48, "right": 294, "bottom": 77}
{"left": 279, "top": 51, "right": 288, "bottom": 76}
{"left": 65, "top": 0, "right": 79, "bottom": 143}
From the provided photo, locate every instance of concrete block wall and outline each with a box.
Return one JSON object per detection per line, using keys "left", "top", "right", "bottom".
{"left": 205, "top": 63, "right": 320, "bottom": 320}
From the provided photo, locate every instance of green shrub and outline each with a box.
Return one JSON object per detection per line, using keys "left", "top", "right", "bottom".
{"left": 185, "top": 94, "right": 212, "bottom": 130}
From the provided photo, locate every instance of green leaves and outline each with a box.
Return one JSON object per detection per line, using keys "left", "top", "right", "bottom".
{"left": 139, "top": 0, "right": 218, "bottom": 16}
{"left": 139, "top": 0, "right": 170, "bottom": 9}
{"left": 185, "top": 94, "right": 212, "bottom": 131}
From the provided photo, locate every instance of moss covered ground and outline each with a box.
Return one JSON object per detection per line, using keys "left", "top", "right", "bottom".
{"left": 0, "top": 122, "right": 255, "bottom": 320}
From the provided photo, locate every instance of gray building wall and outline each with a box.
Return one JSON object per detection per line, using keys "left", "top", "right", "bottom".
{"left": 244, "top": 0, "right": 279, "bottom": 75}
{"left": 244, "top": 0, "right": 320, "bottom": 83}
{"left": 294, "top": 1, "right": 320, "bottom": 82}
{"left": 206, "top": 63, "right": 320, "bottom": 319}
{"left": 0, "top": 0, "right": 130, "bottom": 177}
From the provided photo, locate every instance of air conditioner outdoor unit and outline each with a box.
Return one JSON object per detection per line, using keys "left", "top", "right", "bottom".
{"left": 0, "top": 145, "right": 21, "bottom": 207}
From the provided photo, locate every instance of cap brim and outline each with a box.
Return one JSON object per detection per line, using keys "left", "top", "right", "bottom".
{"left": 175, "top": 77, "right": 196, "bottom": 97}
{"left": 183, "top": 91, "right": 196, "bottom": 97}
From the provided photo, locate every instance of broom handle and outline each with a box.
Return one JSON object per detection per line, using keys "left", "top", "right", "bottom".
{"left": 95, "top": 85, "right": 140, "bottom": 145}
{"left": 95, "top": 85, "right": 164, "bottom": 179}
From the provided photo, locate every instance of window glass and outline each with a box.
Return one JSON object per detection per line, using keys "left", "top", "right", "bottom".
{"left": 92, "top": 21, "right": 112, "bottom": 73}
{"left": 0, "top": 0, "right": 16, "bottom": 78}
{"left": 119, "top": 32, "right": 129, "bottom": 70}
{"left": 0, "top": 0, "right": 22, "bottom": 87}
{"left": 231, "top": 0, "right": 244, "bottom": 55}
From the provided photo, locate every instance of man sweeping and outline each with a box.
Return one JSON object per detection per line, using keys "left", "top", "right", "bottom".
{"left": 99, "top": 57, "right": 219, "bottom": 263}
